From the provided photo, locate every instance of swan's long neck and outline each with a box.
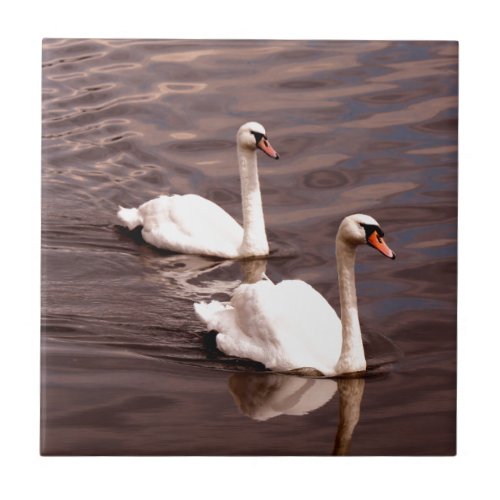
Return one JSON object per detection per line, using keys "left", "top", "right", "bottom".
{"left": 237, "top": 146, "right": 269, "bottom": 256}
{"left": 335, "top": 238, "right": 367, "bottom": 374}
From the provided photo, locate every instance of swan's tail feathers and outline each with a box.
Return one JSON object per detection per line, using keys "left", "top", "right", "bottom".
{"left": 194, "top": 301, "right": 229, "bottom": 328}
{"left": 117, "top": 206, "right": 143, "bottom": 230}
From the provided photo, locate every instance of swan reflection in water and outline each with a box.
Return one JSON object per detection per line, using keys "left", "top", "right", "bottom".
{"left": 116, "top": 225, "right": 270, "bottom": 302}
{"left": 228, "top": 371, "right": 365, "bottom": 455}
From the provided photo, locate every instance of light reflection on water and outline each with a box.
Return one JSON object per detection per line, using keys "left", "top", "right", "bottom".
{"left": 41, "top": 39, "right": 457, "bottom": 455}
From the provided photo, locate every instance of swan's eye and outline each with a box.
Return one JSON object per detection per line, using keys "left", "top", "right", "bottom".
{"left": 250, "top": 131, "right": 266, "bottom": 144}
{"left": 361, "top": 223, "right": 383, "bottom": 241}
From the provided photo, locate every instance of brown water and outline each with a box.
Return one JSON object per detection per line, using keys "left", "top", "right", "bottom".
{"left": 41, "top": 39, "right": 457, "bottom": 455}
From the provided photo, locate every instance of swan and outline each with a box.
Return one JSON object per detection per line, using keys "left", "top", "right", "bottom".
{"left": 194, "top": 214, "right": 396, "bottom": 377}
{"left": 116, "top": 122, "right": 279, "bottom": 258}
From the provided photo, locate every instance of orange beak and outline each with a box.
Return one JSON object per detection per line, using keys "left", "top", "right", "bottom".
{"left": 257, "top": 137, "right": 280, "bottom": 159}
{"left": 367, "top": 232, "right": 396, "bottom": 259}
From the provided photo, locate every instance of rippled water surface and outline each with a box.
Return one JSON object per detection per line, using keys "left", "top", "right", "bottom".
{"left": 41, "top": 39, "right": 457, "bottom": 455}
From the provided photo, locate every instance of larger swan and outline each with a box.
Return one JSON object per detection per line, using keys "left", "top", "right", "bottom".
{"left": 116, "top": 122, "right": 279, "bottom": 258}
{"left": 194, "top": 214, "right": 396, "bottom": 377}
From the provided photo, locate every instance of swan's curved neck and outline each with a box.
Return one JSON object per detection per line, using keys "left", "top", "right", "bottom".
{"left": 335, "top": 238, "right": 366, "bottom": 374}
{"left": 237, "top": 146, "right": 269, "bottom": 256}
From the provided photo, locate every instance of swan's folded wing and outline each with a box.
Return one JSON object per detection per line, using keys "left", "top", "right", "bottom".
{"left": 229, "top": 280, "right": 343, "bottom": 373}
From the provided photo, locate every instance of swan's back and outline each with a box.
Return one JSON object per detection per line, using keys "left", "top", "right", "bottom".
{"left": 138, "top": 194, "right": 244, "bottom": 257}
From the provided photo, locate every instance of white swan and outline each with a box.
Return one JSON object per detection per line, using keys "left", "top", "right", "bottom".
{"left": 116, "top": 122, "right": 279, "bottom": 258}
{"left": 194, "top": 214, "right": 396, "bottom": 377}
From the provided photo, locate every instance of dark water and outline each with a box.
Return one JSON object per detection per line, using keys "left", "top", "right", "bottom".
{"left": 41, "top": 39, "right": 457, "bottom": 455}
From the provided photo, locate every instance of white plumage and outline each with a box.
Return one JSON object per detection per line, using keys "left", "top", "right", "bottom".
{"left": 195, "top": 279, "right": 342, "bottom": 375}
{"left": 118, "top": 194, "right": 245, "bottom": 257}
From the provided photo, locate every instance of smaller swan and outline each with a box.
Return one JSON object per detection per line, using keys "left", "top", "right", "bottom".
{"left": 194, "top": 214, "right": 395, "bottom": 377}
{"left": 116, "top": 122, "right": 279, "bottom": 258}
